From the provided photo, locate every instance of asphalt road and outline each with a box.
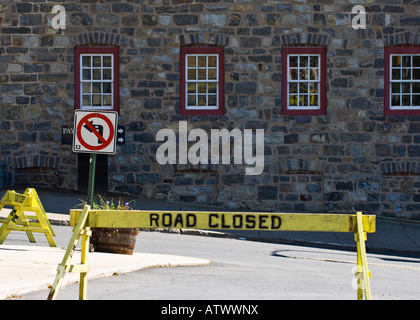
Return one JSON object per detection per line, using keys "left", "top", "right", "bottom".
{"left": 13, "top": 226, "right": 420, "bottom": 301}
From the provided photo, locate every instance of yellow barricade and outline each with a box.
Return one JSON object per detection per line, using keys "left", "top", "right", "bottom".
{"left": 0, "top": 188, "right": 56, "bottom": 247}
{"left": 48, "top": 207, "right": 375, "bottom": 300}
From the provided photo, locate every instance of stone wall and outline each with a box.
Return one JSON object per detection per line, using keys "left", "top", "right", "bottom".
{"left": 2, "top": 0, "right": 420, "bottom": 218}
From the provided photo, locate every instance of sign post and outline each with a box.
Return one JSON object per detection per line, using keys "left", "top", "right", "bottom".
{"left": 87, "top": 154, "right": 96, "bottom": 207}
{"left": 72, "top": 110, "right": 118, "bottom": 206}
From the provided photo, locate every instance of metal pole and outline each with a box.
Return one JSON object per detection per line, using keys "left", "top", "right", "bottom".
{"left": 87, "top": 153, "right": 97, "bottom": 207}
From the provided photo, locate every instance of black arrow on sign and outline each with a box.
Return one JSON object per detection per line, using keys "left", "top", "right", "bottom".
{"left": 83, "top": 121, "right": 104, "bottom": 144}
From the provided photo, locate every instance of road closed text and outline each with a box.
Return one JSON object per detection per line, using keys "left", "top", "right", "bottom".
{"left": 149, "top": 212, "right": 282, "bottom": 230}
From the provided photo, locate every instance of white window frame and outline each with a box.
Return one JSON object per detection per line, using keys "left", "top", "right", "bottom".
{"left": 389, "top": 54, "right": 420, "bottom": 110}
{"left": 287, "top": 54, "right": 321, "bottom": 111}
{"left": 79, "top": 54, "right": 114, "bottom": 110}
{"left": 185, "top": 54, "right": 220, "bottom": 111}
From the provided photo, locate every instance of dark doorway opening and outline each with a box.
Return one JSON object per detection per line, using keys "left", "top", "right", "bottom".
{"left": 78, "top": 153, "right": 108, "bottom": 193}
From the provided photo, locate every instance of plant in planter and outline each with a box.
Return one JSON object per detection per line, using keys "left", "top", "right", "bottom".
{"left": 77, "top": 195, "right": 139, "bottom": 255}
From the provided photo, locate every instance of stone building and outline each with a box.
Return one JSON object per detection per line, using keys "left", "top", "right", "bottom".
{"left": 2, "top": 0, "right": 420, "bottom": 219}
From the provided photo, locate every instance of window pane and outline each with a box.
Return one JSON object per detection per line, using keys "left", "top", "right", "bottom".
{"left": 208, "top": 82, "right": 217, "bottom": 94}
{"left": 299, "top": 56, "right": 308, "bottom": 67}
{"left": 103, "top": 83, "right": 112, "bottom": 94}
{"left": 93, "top": 82, "right": 101, "bottom": 93}
{"left": 402, "top": 56, "right": 411, "bottom": 67}
{"left": 208, "top": 95, "right": 217, "bottom": 106}
{"left": 103, "top": 69, "right": 112, "bottom": 80}
{"left": 289, "top": 95, "right": 298, "bottom": 106}
{"left": 187, "top": 95, "right": 196, "bottom": 106}
{"left": 187, "top": 83, "right": 196, "bottom": 94}
{"left": 82, "top": 69, "right": 91, "bottom": 80}
{"left": 309, "top": 82, "right": 318, "bottom": 93}
{"left": 103, "top": 95, "right": 112, "bottom": 106}
{"left": 103, "top": 56, "right": 112, "bottom": 68}
{"left": 392, "top": 69, "right": 401, "bottom": 80}
{"left": 413, "top": 69, "right": 420, "bottom": 80}
{"left": 391, "top": 83, "right": 400, "bottom": 93}
{"left": 82, "top": 82, "right": 91, "bottom": 93}
{"left": 299, "top": 95, "right": 308, "bottom": 106}
{"left": 93, "top": 56, "right": 102, "bottom": 67}
{"left": 402, "top": 82, "right": 410, "bottom": 94}
{"left": 392, "top": 56, "right": 400, "bottom": 67}
{"left": 198, "top": 56, "right": 206, "bottom": 68}
{"left": 310, "top": 56, "right": 318, "bottom": 67}
{"left": 402, "top": 95, "right": 410, "bottom": 106}
{"left": 93, "top": 69, "right": 102, "bottom": 80}
{"left": 310, "top": 94, "right": 318, "bottom": 106}
{"left": 198, "top": 69, "right": 206, "bottom": 80}
{"left": 289, "top": 83, "right": 298, "bottom": 93}
{"left": 198, "top": 95, "right": 206, "bottom": 106}
{"left": 289, "top": 69, "right": 298, "bottom": 80}
{"left": 309, "top": 68, "right": 318, "bottom": 80}
{"left": 289, "top": 56, "right": 298, "bottom": 68}
{"left": 187, "top": 56, "right": 196, "bottom": 67}
{"left": 413, "top": 82, "right": 420, "bottom": 93}
{"left": 187, "top": 69, "right": 196, "bottom": 80}
{"left": 208, "top": 56, "right": 217, "bottom": 68}
{"left": 299, "top": 69, "right": 308, "bottom": 80}
{"left": 391, "top": 95, "right": 400, "bottom": 106}
{"left": 413, "top": 95, "right": 420, "bottom": 106}
{"left": 299, "top": 82, "right": 308, "bottom": 93}
{"left": 197, "top": 82, "right": 206, "bottom": 93}
{"left": 402, "top": 69, "right": 411, "bottom": 80}
{"left": 413, "top": 56, "right": 420, "bottom": 67}
{"left": 93, "top": 95, "right": 102, "bottom": 106}
{"left": 82, "top": 56, "right": 91, "bottom": 67}
{"left": 208, "top": 69, "right": 217, "bottom": 80}
{"left": 82, "top": 95, "right": 91, "bottom": 106}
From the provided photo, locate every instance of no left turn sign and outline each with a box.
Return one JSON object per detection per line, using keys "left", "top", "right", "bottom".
{"left": 72, "top": 110, "right": 118, "bottom": 154}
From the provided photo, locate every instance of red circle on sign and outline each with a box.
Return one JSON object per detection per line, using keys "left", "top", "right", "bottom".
{"left": 76, "top": 113, "right": 115, "bottom": 151}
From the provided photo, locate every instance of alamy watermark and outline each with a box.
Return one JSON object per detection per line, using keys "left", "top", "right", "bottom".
{"left": 351, "top": 5, "right": 366, "bottom": 30}
{"left": 155, "top": 121, "right": 265, "bottom": 176}
{"left": 51, "top": 5, "right": 66, "bottom": 30}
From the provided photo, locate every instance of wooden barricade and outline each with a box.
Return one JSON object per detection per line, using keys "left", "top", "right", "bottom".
{"left": 0, "top": 188, "right": 56, "bottom": 247}
{"left": 48, "top": 207, "right": 375, "bottom": 300}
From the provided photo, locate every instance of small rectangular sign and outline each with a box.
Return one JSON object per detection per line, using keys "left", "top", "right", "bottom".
{"left": 61, "top": 126, "right": 73, "bottom": 145}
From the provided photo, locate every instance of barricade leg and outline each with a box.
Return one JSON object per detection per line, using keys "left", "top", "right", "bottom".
{"left": 48, "top": 205, "right": 91, "bottom": 300}
{"left": 354, "top": 211, "right": 372, "bottom": 300}
{"left": 30, "top": 207, "right": 57, "bottom": 247}
{"left": 28, "top": 188, "right": 56, "bottom": 237}
{"left": 79, "top": 228, "right": 91, "bottom": 300}
{"left": 0, "top": 208, "right": 36, "bottom": 244}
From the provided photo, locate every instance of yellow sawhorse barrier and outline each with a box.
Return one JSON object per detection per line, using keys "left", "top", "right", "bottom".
{"left": 0, "top": 188, "right": 56, "bottom": 247}
{"left": 48, "top": 206, "right": 375, "bottom": 300}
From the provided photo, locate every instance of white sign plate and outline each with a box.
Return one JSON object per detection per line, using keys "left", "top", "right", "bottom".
{"left": 72, "top": 110, "right": 118, "bottom": 154}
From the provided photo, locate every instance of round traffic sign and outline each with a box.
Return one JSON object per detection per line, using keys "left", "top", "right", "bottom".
{"left": 76, "top": 113, "right": 115, "bottom": 151}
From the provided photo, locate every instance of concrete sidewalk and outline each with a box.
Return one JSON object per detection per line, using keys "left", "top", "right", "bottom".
{"left": 0, "top": 244, "right": 210, "bottom": 300}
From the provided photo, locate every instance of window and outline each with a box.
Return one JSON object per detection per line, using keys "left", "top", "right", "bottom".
{"left": 385, "top": 46, "right": 420, "bottom": 116}
{"left": 180, "top": 46, "right": 225, "bottom": 115}
{"left": 281, "top": 47, "right": 327, "bottom": 116}
{"left": 74, "top": 46, "right": 120, "bottom": 113}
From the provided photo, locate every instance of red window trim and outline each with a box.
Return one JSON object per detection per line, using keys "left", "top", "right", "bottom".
{"left": 281, "top": 47, "right": 327, "bottom": 116}
{"left": 74, "top": 46, "right": 120, "bottom": 114}
{"left": 384, "top": 46, "right": 420, "bottom": 116}
{"left": 180, "top": 46, "right": 225, "bottom": 116}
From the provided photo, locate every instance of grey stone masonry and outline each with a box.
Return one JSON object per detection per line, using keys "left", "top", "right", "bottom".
{"left": 3, "top": 0, "right": 420, "bottom": 219}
